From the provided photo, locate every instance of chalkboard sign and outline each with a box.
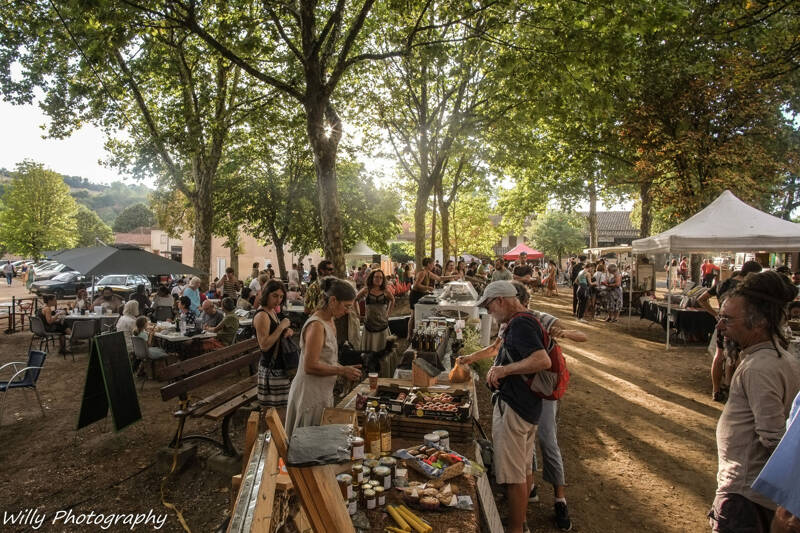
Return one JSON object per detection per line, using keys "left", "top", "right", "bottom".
{"left": 77, "top": 331, "right": 142, "bottom": 432}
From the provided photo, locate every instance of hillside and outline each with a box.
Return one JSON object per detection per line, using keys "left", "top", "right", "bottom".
{"left": 0, "top": 168, "right": 152, "bottom": 225}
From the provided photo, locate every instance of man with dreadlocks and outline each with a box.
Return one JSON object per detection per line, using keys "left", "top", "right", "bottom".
{"left": 709, "top": 271, "right": 800, "bottom": 533}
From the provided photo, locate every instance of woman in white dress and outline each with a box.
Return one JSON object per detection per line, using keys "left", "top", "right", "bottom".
{"left": 284, "top": 277, "right": 362, "bottom": 438}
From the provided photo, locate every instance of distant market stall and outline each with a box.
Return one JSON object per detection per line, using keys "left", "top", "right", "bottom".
{"left": 631, "top": 190, "right": 800, "bottom": 348}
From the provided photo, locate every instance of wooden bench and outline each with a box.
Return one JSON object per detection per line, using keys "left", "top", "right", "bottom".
{"left": 159, "top": 338, "right": 261, "bottom": 457}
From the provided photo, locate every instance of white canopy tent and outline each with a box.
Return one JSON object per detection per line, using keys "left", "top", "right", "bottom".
{"left": 346, "top": 241, "right": 378, "bottom": 258}
{"left": 631, "top": 190, "right": 800, "bottom": 348}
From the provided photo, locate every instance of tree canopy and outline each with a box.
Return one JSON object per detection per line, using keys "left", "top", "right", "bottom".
{"left": 113, "top": 203, "right": 155, "bottom": 233}
{"left": 0, "top": 161, "right": 78, "bottom": 259}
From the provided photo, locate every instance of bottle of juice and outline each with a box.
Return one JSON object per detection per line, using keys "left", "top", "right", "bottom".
{"left": 378, "top": 403, "right": 391, "bottom": 456}
{"left": 365, "top": 406, "right": 381, "bottom": 456}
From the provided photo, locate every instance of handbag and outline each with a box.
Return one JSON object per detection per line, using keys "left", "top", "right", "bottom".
{"left": 279, "top": 336, "right": 300, "bottom": 371}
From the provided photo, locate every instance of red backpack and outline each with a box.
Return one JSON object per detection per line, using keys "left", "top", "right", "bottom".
{"left": 507, "top": 311, "right": 570, "bottom": 400}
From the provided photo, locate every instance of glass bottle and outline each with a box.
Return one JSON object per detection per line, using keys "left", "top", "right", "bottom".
{"left": 365, "top": 406, "right": 381, "bottom": 456}
{"left": 378, "top": 403, "right": 391, "bottom": 456}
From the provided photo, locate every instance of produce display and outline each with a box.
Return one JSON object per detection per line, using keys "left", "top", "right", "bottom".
{"left": 354, "top": 385, "right": 471, "bottom": 421}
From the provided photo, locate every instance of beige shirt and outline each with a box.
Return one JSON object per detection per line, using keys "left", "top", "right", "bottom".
{"left": 716, "top": 341, "right": 800, "bottom": 508}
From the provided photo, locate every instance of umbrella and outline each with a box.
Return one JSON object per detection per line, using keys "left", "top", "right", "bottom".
{"left": 503, "top": 243, "right": 544, "bottom": 261}
{"left": 55, "top": 244, "right": 204, "bottom": 277}
{"left": 346, "top": 241, "right": 378, "bottom": 257}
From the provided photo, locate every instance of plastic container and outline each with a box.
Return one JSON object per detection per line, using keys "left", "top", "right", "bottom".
{"left": 423, "top": 433, "right": 440, "bottom": 447}
{"left": 433, "top": 430, "right": 450, "bottom": 449}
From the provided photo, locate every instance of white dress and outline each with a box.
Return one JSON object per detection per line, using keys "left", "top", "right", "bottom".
{"left": 284, "top": 315, "right": 340, "bottom": 438}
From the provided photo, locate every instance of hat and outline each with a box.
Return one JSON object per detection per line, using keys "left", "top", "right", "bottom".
{"left": 476, "top": 281, "right": 518, "bottom": 307}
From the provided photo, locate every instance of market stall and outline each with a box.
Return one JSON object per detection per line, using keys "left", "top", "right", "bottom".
{"left": 631, "top": 190, "right": 800, "bottom": 349}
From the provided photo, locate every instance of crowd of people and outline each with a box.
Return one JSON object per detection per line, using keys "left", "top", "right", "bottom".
{"left": 27, "top": 249, "right": 800, "bottom": 533}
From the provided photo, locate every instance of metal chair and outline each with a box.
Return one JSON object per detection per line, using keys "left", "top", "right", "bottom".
{"left": 153, "top": 306, "right": 174, "bottom": 322}
{"left": 67, "top": 320, "right": 95, "bottom": 359}
{"left": 0, "top": 350, "right": 47, "bottom": 425}
{"left": 132, "top": 336, "right": 167, "bottom": 390}
{"left": 28, "top": 316, "right": 59, "bottom": 354}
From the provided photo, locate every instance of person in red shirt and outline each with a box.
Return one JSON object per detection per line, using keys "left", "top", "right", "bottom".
{"left": 701, "top": 258, "right": 720, "bottom": 288}
{"left": 679, "top": 256, "right": 689, "bottom": 289}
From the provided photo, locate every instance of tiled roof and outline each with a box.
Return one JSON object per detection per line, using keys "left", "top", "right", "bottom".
{"left": 114, "top": 232, "right": 151, "bottom": 246}
{"left": 579, "top": 211, "right": 638, "bottom": 238}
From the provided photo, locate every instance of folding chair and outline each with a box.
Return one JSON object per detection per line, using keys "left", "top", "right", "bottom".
{"left": 132, "top": 336, "right": 167, "bottom": 390}
{"left": 67, "top": 320, "right": 95, "bottom": 360}
{"left": 0, "top": 350, "right": 47, "bottom": 425}
{"left": 28, "top": 316, "right": 59, "bottom": 355}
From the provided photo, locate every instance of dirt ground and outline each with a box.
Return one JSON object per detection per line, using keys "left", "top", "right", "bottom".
{"left": 0, "top": 278, "right": 720, "bottom": 532}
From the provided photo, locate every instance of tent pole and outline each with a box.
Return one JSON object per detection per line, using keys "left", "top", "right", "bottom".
{"left": 666, "top": 253, "right": 672, "bottom": 350}
{"left": 627, "top": 257, "right": 634, "bottom": 329}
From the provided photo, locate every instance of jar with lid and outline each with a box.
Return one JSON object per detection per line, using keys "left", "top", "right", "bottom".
{"left": 347, "top": 495, "right": 357, "bottom": 515}
{"left": 364, "top": 489, "right": 376, "bottom": 510}
{"left": 336, "top": 473, "right": 353, "bottom": 500}
{"left": 362, "top": 466, "right": 371, "bottom": 481}
{"left": 374, "top": 486, "right": 385, "bottom": 506}
{"left": 378, "top": 456, "right": 397, "bottom": 480}
{"left": 350, "top": 436, "right": 365, "bottom": 462}
{"left": 372, "top": 465, "right": 392, "bottom": 490}
{"left": 351, "top": 464, "right": 364, "bottom": 484}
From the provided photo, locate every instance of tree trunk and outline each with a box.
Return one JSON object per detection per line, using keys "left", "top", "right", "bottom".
{"left": 273, "top": 237, "right": 287, "bottom": 282}
{"left": 306, "top": 98, "right": 345, "bottom": 277}
{"left": 439, "top": 195, "right": 450, "bottom": 263}
{"left": 228, "top": 232, "right": 240, "bottom": 278}
{"left": 639, "top": 181, "right": 653, "bottom": 238}
{"left": 414, "top": 187, "right": 431, "bottom": 266}
{"left": 588, "top": 178, "right": 598, "bottom": 248}
{"left": 193, "top": 194, "right": 213, "bottom": 285}
{"left": 430, "top": 194, "right": 437, "bottom": 260}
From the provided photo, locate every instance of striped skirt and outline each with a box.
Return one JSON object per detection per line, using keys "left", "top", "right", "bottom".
{"left": 258, "top": 363, "right": 291, "bottom": 408}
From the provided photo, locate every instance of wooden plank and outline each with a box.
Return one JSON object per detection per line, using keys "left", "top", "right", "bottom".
{"left": 242, "top": 411, "right": 261, "bottom": 478}
{"left": 473, "top": 441, "right": 502, "bottom": 533}
{"left": 160, "top": 338, "right": 258, "bottom": 381}
{"left": 250, "top": 438, "right": 279, "bottom": 533}
{"left": 275, "top": 472, "right": 292, "bottom": 492}
{"left": 189, "top": 376, "right": 257, "bottom": 417}
{"left": 264, "top": 409, "right": 355, "bottom": 533}
{"left": 230, "top": 474, "right": 242, "bottom": 513}
{"left": 293, "top": 508, "right": 312, "bottom": 533}
{"left": 320, "top": 407, "right": 358, "bottom": 428}
{"left": 203, "top": 386, "right": 258, "bottom": 420}
{"left": 160, "top": 350, "right": 260, "bottom": 401}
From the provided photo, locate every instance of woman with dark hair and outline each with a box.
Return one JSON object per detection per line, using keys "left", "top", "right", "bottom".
{"left": 38, "top": 293, "right": 71, "bottom": 354}
{"left": 308, "top": 265, "right": 318, "bottom": 283}
{"left": 253, "top": 280, "right": 293, "bottom": 420}
{"left": 131, "top": 284, "right": 151, "bottom": 316}
{"left": 285, "top": 277, "right": 362, "bottom": 437}
{"left": 356, "top": 269, "right": 395, "bottom": 354}
{"left": 153, "top": 285, "right": 174, "bottom": 308}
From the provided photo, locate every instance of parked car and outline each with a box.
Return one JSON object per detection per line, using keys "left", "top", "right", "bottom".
{"left": 11, "top": 260, "right": 34, "bottom": 273}
{"left": 30, "top": 271, "right": 89, "bottom": 299}
{"left": 32, "top": 263, "right": 75, "bottom": 281}
{"left": 88, "top": 274, "right": 152, "bottom": 299}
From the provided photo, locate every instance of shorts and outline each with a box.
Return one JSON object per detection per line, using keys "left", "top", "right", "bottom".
{"left": 708, "top": 493, "right": 774, "bottom": 533}
{"left": 492, "top": 400, "right": 537, "bottom": 485}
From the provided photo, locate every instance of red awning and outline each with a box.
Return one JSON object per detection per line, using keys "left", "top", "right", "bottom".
{"left": 503, "top": 243, "right": 544, "bottom": 261}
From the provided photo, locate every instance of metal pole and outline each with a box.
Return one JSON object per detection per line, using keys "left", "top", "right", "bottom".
{"left": 666, "top": 253, "right": 672, "bottom": 350}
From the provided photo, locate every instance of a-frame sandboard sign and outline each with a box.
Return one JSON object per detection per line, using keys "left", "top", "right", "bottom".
{"left": 77, "top": 331, "right": 142, "bottom": 432}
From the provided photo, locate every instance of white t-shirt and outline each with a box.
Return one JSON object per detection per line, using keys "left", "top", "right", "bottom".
{"left": 249, "top": 278, "right": 261, "bottom": 292}
{"left": 171, "top": 285, "right": 184, "bottom": 297}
